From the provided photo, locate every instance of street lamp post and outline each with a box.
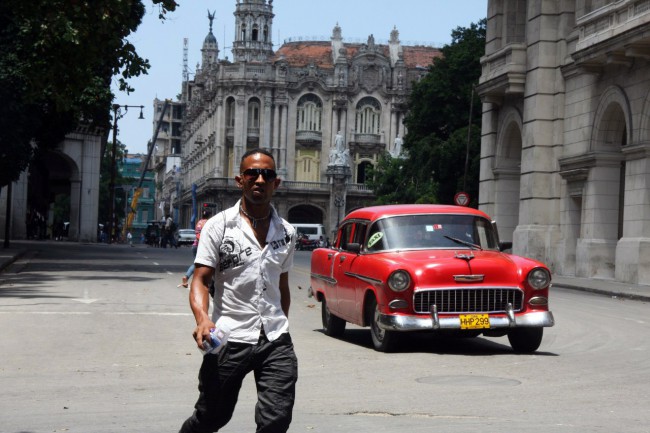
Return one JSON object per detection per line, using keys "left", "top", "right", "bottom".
{"left": 108, "top": 104, "right": 144, "bottom": 244}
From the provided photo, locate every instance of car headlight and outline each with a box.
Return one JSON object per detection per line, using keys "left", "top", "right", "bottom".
{"left": 527, "top": 268, "right": 550, "bottom": 290}
{"left": 388, "top": 270, "right": 411, "bottom": 292}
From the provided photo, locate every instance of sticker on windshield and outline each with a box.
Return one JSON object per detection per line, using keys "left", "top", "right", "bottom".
{"left": 426, "top": 224, "right": 443, "bottom": 231}
{"left": 367, "top": 232, "right": 384, "bottom": 248}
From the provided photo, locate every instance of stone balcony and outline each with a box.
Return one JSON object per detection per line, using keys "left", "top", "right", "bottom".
{"left": 576, "top": 0, "right": 650, "bottom": 51}
{"left": 353, "top": 133, "right": 382, "bottom": 149}
{"left": 571, "top": 0, "right": 650, "bottom": 71}
{"left": 477, "top": 43, "right": 527, "bottom": 101}
{"left": 295, "top": 130, "right": 322, "bottom": 145}
{"left": 247, "top": 127, "right": 260, "bottom": 142}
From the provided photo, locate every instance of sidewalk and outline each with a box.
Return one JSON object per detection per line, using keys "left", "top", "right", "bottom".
{"left": 2, "top": 240, "right": 649, "bottom": 301}
{"left": 0, "top": 241, "right": 27, "bottom": 273}
{"left": 552, "top": 275, "right": 650, "bottom": 301}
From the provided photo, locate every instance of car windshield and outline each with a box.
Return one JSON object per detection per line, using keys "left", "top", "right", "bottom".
{"left": 365, "top": 214, "right": 499, "bottom": 252}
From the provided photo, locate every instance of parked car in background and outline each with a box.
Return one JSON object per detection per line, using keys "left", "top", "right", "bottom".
{"left": 176, "top": 228, "right": 196, "bottom": 246}
{"left": 309, "top": 204, "right": 554, "bottom": 353}
{"left": 293, "top": 223, "right": 325, "bottom": 250}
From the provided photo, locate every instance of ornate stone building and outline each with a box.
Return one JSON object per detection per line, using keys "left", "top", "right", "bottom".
{"left": 478, "top": 0, "right": 650, "bottom": 286}
{"left": 176, "top": 0, "right": 440, "bottom": 236}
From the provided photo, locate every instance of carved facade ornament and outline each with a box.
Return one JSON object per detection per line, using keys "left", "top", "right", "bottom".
{"left": 361, "top": 65, "right": 381, "bottom": 92}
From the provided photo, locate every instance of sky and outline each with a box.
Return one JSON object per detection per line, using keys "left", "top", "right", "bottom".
{"left": 112, "top": 0, "right": 488, "bottom": 154}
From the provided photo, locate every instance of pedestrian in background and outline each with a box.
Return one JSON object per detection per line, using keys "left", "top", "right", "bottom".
{"left": 179, "top": 209, "right": 212, "bottom": 288}
{"left": 178, "top": 148, "right": 298, "bottom": 433}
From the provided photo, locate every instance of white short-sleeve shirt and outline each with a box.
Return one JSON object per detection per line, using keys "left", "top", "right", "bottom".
{"left": 194, "top": 200, "right": 296, "bottom": 344}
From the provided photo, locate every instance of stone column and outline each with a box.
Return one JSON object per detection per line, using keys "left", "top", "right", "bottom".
{"left": 389, "top": 109, "right": 397, "bottom": 147}
{"left": 263, "top": 94, "right": 272, "bottom": 148}
{"left": 577, "top": 159, "right": 621, "bottom": 279}
{"left": 234, "top": 94, "right": 246, "bottom": 169}
{"left": 285, "top": 102, "right": 297, "bottom": 179}
{"left": 279, "top": 103, "right": 288, "bottom": 177}
{"left": 272, "top": 103, "right": 280, "bottom": 162}
{"left": 615, "top": 145, "right": 650, "bottom": 284}
{"left": 214, "top": 97, "right": 224, "bottom": 177}
{"left": 478, "top": 100, "right": 498, "bottom": 218}
{"left": 511, "top": 5, "right": 562, "bottom": 268}
{"left": 12, "top": 172, "right": 29, "bottom": 239}
{"left": 325, "top": 164, "right": 351, "bottom": 238}
{"left": 68, "top": 179, "right": 81, "bottom": 240}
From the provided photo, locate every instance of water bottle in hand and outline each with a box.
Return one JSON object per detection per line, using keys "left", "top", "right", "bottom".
{"left": 201, "top": 324, "right": 230, "bottom": 355}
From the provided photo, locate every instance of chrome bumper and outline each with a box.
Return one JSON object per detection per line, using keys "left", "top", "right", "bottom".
{"left": 378, "top": 310, "right": 555, "bottom": 331}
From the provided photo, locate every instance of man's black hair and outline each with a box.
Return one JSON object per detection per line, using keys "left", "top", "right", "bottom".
{"left": 202, "top": 210, "right": 211, "bottom": 218}
{"left": 241, "top": 148, "right": 275, "bottom": 165}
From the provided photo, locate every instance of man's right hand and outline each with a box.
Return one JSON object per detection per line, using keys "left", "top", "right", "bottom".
{"left": 193, "top": 319, "right": 216, "bottom": 350}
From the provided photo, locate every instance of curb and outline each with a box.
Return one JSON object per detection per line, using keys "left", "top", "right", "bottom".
{"left": 0, "top": 249, "right": 27, "bottom": 273}
{"left": 553, "top": 282, "right": 650, "bottom": 302}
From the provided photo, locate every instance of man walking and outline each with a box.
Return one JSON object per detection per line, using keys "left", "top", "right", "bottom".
{"left": 179, "top": 209, "right": 212, "bottom": 288}
{"left": 179, "top": 148, "right": 298, "bottom": 433}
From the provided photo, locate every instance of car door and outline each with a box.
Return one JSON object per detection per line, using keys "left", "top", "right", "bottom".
{"left": 334, "top": 221, "right": 367, "bottom": 324}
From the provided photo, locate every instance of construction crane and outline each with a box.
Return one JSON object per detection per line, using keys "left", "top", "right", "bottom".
{"left": 123, "top": 99, "right": 170, "bottom": 236}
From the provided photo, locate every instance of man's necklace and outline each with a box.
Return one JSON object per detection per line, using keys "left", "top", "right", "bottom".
{"left": 239, "top": 205, "right": 271, "bottom": 229}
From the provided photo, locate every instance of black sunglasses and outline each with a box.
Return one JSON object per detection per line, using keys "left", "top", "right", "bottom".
{"left": 240, "top": 168, "right": 277, "bottom": 182}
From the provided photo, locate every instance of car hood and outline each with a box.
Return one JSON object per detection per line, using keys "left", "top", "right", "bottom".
{"left": 370, "top": 249, "right": 537, "bottom": 287}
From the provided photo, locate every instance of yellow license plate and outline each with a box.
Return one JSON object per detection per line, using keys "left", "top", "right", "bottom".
{"left": 459, "top": 314, "right": 490, "bottom": 329}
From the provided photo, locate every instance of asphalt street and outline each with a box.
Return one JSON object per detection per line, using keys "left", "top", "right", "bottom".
{"left": 1, "top": 241, "right": 650, "bottom": 432}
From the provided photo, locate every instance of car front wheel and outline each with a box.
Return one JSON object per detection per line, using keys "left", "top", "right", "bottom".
{"left": 368, "top": 297, "right": 397, "bottom": 352}
{"left": 507, "top": 327, "right": 543, "bottom": 353}
{"left": 321, "top": 298, "right": 345, "bottom": 337}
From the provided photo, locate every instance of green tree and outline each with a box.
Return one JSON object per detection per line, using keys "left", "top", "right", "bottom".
{"left": 371, "top": 20, "right": 486, "bottom": 206}
{"left": 366, "top": 153, "right": 438, "bottom": 205}
{"left": 0, "top": 0, "right": 178, "bottom": 189}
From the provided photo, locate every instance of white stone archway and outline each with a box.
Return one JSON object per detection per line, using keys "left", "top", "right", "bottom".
{"left": 492, "top": 107, "right": 523, "bottom": 242}
{"left": 577, "top": 86, "right": 629, "bottom": 280}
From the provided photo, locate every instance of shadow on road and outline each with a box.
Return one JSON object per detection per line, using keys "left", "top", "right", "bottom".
{"left": 313, "top": 328, "right": 558, "bottom": 356}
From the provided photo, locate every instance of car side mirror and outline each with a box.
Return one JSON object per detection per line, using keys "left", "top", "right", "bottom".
{"left": 499, "top": 241, "right": 512, "bottom": 252}
{"left": 346, "top": 243, "right": 361, "bottom": 254}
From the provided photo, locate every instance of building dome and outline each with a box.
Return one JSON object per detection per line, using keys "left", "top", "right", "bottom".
{"left": 204, "top": 31, "right": 217, "bottom": 45}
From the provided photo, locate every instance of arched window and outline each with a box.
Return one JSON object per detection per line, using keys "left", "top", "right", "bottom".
{"left": 263, "top": 25, "right": 269, "bottom": 42}
{"left": 296, "top": 94, "right": 323, "bottom": 132}
{"left": 225, "top": 97, "right": 236, "bottom": 128}
{"left": 241, "top": 24, "right": 247, "bottom": 41}
{"left": 248, "top": 98, "right": 260, "bottom": 128}
{"left": 252, "top": 25, "right": 259, "bottom": 42}
{"left": 355, "top": 97, "right": 381, "bottom": 134}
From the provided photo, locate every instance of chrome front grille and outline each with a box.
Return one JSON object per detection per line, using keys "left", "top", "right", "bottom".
{"left": 413, "top": 288, "right": 524, "bottom": 314}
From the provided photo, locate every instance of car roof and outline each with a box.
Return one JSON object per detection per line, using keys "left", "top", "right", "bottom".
{"left": 344, "top": 204, "right": 492, "bottom": 222}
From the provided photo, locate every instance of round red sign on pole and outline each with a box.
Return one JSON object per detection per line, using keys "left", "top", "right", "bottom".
{"left": 454, "top": 191, "right": 470, "bottom": 206}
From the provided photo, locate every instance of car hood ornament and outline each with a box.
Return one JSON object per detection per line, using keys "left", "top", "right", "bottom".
{"left": 454, "top": 251, "right": 475, "bottom": 261}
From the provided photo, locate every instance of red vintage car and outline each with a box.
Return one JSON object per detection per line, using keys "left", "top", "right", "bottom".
{"left": 309, "top": 204, "right": 554, "bottom": 353}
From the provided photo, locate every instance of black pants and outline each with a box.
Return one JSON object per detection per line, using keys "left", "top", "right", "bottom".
{"left": 179, "top": 332, "right": 298, "bottom": 433}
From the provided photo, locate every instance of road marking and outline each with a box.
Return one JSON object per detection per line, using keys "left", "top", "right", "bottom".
{"left": 0, "top": 311, "right": 191, "bottom": 316}
{"left": 72, "top": 298, "right": 99, "bottom": 304}
{"left": 153, "top": 262, "right": 160, "bottom": 266}
{"left": 112, "top": 312, "right": 192, "bottom": 316}
{"left": 72, "top": 288, "right": 99, "bottom": 304}
{"left": 0, "top": 311, "right": 92, "bottom": 315}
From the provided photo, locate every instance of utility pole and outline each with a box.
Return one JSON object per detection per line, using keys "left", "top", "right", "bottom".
{"left": 107, "top": 104, "right": 144, "bottom": 244}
